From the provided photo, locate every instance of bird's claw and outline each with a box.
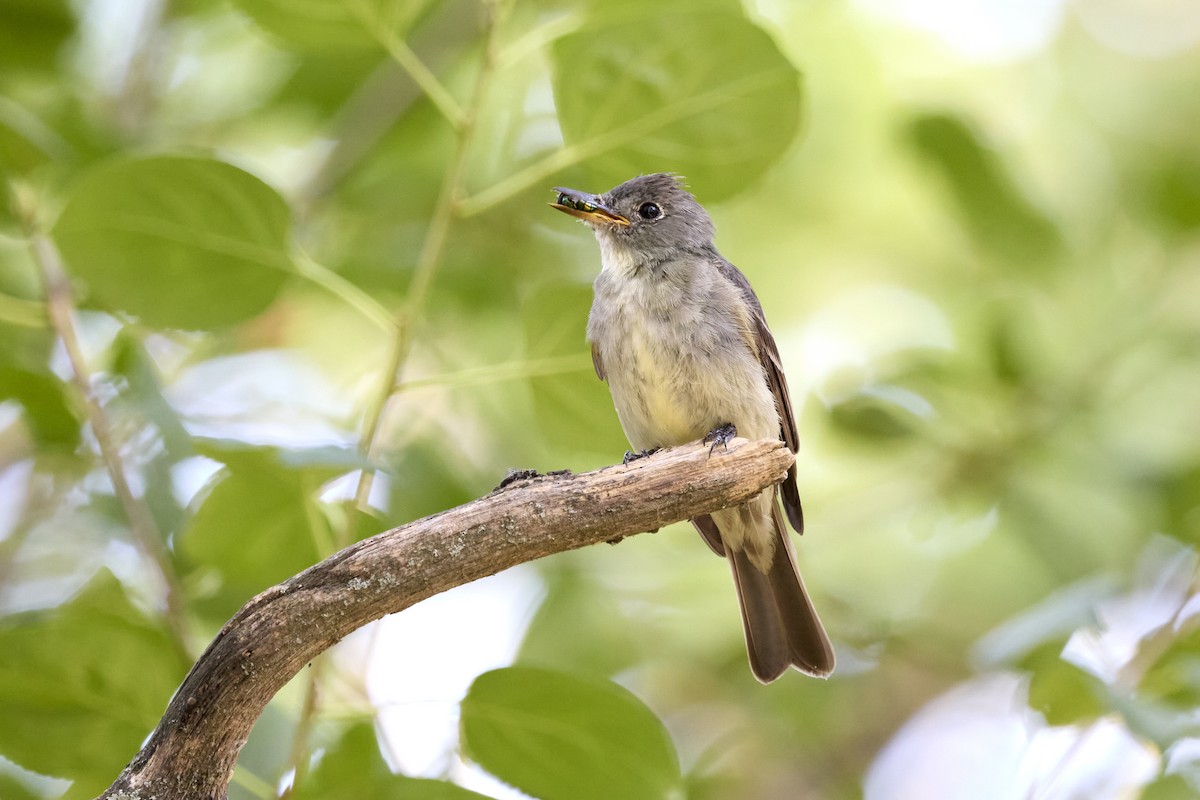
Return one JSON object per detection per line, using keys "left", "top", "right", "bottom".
{"left": 703, "top": 423, "right": 737, "bottom": 454}
{"left": 495, "top": 468, "right": 571, "bottom": 491}
{"left": 623, "top": 448, "right": 659, "bottom": 465}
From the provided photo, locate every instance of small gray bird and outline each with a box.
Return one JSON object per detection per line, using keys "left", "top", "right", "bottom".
{"left": 551, "top": 173, "right": 835, "bottom": 682}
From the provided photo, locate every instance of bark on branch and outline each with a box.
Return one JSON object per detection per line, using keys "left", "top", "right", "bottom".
{"left": 97, "top": 437, "right": 795, "bottom": 800}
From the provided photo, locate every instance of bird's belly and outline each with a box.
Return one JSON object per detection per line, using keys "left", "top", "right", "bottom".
{"left": 626, "top": 371, "right": 697, "bottom": 447}
{"left": 609, "top": 324, "right": 776, "bottom": 451}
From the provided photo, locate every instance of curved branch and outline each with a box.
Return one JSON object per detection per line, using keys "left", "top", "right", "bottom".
{"left": 97, "top": 437, "right": 795, "bottom": 800}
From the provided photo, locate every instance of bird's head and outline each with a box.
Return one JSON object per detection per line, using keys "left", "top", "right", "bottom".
{"left": 551, "top": 174, "right": 716, "bottom": 267}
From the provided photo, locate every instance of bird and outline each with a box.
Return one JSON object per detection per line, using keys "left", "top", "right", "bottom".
{"left": 550, "top": 173, "right": 835, "bottom": 682}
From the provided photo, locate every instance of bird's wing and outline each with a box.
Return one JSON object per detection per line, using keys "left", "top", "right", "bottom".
{"left": 691, "top": 514, "right": 727, "bottom": 556}
{"left": 715, "top": 258, "right": 805, "bottom": 534}
{"left": 591, "top": 341, "right": 606, "bottom": 381}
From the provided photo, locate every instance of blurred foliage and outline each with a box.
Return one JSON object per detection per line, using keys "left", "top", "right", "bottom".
{"left": 0, "top": 571, "right": 188, "bottom": 797}
{"left": 290, "top": 723, "right": 492, "bottom": 800}
{"left": 1, "top": 0, "right": 1199, "bottom": 799}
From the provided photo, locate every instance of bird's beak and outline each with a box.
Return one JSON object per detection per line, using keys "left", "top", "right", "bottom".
{"left": 550, "top": 187, "right": 630, "bottom": 227}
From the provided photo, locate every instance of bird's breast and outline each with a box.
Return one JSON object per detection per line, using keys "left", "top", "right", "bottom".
{"left": 588, "top": 275, "right": 777, "bottom": 451}
{"left": 618, "top": 319, "right": 699, "bottom": 447}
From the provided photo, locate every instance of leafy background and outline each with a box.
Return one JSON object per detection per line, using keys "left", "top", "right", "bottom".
{"left": 2, "top": 0, "right": 1200, "bottom": 798}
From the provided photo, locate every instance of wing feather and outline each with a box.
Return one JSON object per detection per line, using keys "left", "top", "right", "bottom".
{"left": 715, "top": 259, "right": 805, "bottom": 533}
{"left": 591, "top": 341, "right": 605, "bottom": 381}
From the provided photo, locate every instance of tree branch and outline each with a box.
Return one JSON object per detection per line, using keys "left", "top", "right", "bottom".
{"left": 96, "top": 437, "right": 794, "bottom": 800}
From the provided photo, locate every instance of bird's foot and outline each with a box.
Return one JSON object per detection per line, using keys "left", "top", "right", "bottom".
{"left": 623, "top": 448, "right": 660, "bottom": 465}
{"left": 495, "top": 468, "right": 571, "bottom": 491}
{"left": 703, "top": 423, "right": 737, "bottom": 454}
{"left": 496, "top": 468, "right": 539, "bottom": 490}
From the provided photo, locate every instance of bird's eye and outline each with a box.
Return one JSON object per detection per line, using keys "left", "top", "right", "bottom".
{"left": 638, "top": 202, "right": 662, "bottom": 220}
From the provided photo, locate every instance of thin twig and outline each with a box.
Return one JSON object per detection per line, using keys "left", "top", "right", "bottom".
{"left": 13, "top": 185, "right": 190, "bottom": 655}
{"left": 455, "top": 68, "right": 788, "bottom": 218}
{"left": 394, "top": 353, "right": 592, "bottom": 393}
{"left": 277, "top": 656, "right": 327, "bottom": 798}
{"left": 281, "top": 5, "right": 509, "bottom": 790}
{"left": 494, "top": 11, "right": 585, "bottom": 71}
{"left": 350, "top": 0, "right": 507, "bottom": 515}
{"left": 345, "top": 0, "right": 465, "bottom": 128}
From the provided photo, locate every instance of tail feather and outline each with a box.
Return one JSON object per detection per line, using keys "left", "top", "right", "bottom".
{"left": 725, "top": 503, "right": 834, "bottom": 682}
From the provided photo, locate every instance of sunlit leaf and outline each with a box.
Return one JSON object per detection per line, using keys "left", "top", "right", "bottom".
{"left": 0, "top": 571, "right": 187, "bottom": 796}
{"left": 53, "top": 156, "right": 293, "bottom": 330}
{"left": 461, "top": 667, "right": 682, "bottom": 800}
{"left": 552, "top": 9, "right": 802, "bottom": 201}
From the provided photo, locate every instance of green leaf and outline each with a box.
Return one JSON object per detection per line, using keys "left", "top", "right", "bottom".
{"left": 973, "top": 577, "right": 1117, "bottom": 668}
{"left": 1144, "top": 156, "right": 1200, "bottom": 234}
{"left": 0, "top": 570, "right": 187, "bottom": 795}
{"left": 0, "top": 772, "right": 42, "bottom": 800}
{"left": 373, "top": 439, "right": 478, "bottom": 530}
{"left": 110, "top": 332, "right": 192, "bottom": 457}
{"left": 0, "top": 323, "right": 53, "bottom": 375}
{"left": 235, "top": 703, "right": 297, "bottom": 800}
{"left": 0, "top": 103, "right": 59, "bottom": 178}
{"left": 0, "top": 0, "right": 75, "bottom": 74}
{"left": 1163, "top": 461, "right": 1200, "bottom": 544}
{"left": 0, "top": 367, "right": 79, "bottom": 449}
{"left": 1140, "top": 624, "right": 1200, "bottom": 709}
{"left": 904, "top": 113, "right": 1060, "bottom": 266}
{"left": 551, "top": 9, "right": 802, "bottom": 202}
{"left": 461, "top": 667, "right": 682, "bottom": 800}
{"left": 522, "top": 282, "right": 627, "bottom": 462}
{"left": 108, "top": 332, "right": 195, "bottom": 537}
{"left": 1141, "top": 775, "right": 1198, "bottom": 800}
{"left": 291, "top": 722, "right": 495, "bottom": 800}
{"left": 391, "top": 780, "right": 498, "bottom": 800}
{"left": 181, "top": 443, "right": 344, "bottom": 620}
{"left": 53, "top": 156, "right": 293, "bottom": 330}
{"left": 1022, "top": 642, "right": 1105, "bottom": 726}
{"left": 826, "top": 385, "right": 928, "bottom": 440}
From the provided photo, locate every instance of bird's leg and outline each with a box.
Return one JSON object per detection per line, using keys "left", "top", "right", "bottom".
{"left": 703, "top": 423, "right": 737, "bottom": 454}
{"left": 623, "top": 448, "right": 660, "bottom": 465}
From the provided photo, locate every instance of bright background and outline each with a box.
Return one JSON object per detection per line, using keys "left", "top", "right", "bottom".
{"left": 1, "top": 0, "right": 1199, "bottom": 798}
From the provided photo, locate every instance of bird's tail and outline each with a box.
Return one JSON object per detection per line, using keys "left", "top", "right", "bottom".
{"left": 727, "top": 503, "right": 835, "bottom": 682}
